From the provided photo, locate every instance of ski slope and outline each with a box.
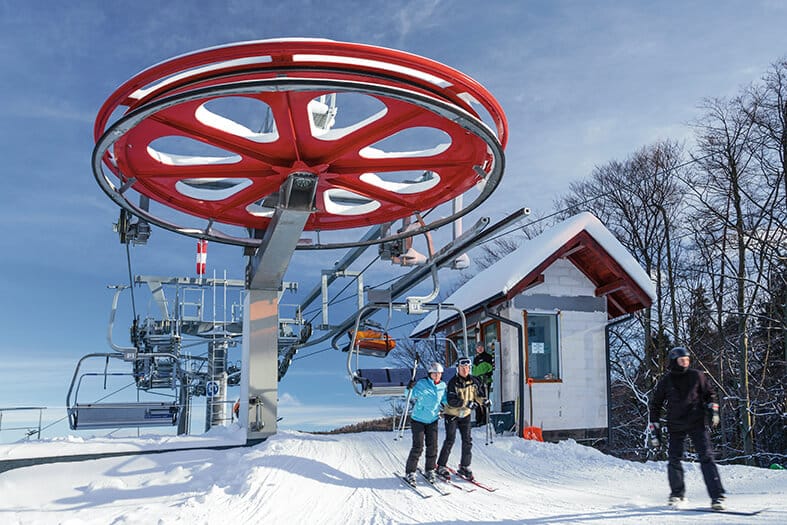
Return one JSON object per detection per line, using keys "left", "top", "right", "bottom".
{"left": 1, "top": 428, "right": 784, "bottom": 524}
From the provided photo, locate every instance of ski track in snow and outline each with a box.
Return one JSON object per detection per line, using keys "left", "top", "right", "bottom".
{"left": 1, "top": 428, "right": 785, "bottom": 524}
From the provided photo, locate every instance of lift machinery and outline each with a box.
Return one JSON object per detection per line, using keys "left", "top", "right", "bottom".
{"left": 90, "top": 39, "right": 508, "bottom": 443}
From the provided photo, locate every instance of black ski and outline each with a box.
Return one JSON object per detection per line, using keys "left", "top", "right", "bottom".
{"left": 447, "top": 466, "right": 497, "bottom": 492}
{"left": 394, "top": 471, "right": 432, "bottom": 499}
{"left": 416, "top": 468, "right": 451, "bottom": 496}
{"left": 679, "top": 507, "right": 767, "bottom": 517}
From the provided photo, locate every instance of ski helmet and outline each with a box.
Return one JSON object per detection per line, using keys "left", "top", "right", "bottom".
{"left": 668, "top": 346, "right": 690, "bottom": 372}
{"left": 668, "top": 346, "right": 690, "bottom": 361}
{"left": 428, "top": 362, "right": 444, "bottom": 374}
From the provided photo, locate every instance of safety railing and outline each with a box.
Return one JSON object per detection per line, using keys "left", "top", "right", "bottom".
{"left": 0, "top": 406, "right": 46, "bottom": 440}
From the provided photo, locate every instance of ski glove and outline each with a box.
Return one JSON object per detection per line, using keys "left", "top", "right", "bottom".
{"left": 483, "top": 399, "right": 492, "bottom": 408}
{"left": 708, "top": 403, "right": 720, "bottom": 427}
{"left": 466, "top": 401, "right": 477, "bottom": 410}
{"left": 407, "top": 379, "right": 416, "bottom": 390}
{"left": 648, "top": 422, "right": 661, "bottom": 448}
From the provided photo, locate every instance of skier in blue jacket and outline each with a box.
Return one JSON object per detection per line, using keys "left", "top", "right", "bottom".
{"left": 404, "top": 362, "right": 447, "bottom": 486}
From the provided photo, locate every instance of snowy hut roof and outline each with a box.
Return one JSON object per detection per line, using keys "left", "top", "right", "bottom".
{"left": 411, "top": 212, "right": 656, "bottom": 336}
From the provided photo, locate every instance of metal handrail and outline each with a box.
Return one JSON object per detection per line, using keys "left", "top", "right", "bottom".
{"left": 66, "top": 352, "right": 180, "bottom": 410}
{"left": 0, "top": 406, "right": 46, "bottom": 440}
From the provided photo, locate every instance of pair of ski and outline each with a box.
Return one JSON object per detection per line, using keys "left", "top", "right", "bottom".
{"left": 396, "top": 468, "right": 487, "bottom": 498}
{"left": 395, "top": 470, "right": 469, "bottom": 498}
{"left": 419, "top": 468, "right": 476, "bottom": 494}
{"left": 395, "top": 471, "right": 443, "bottom": 499}
{"left": 397, "top": 465, "right": 499, "bottom": 498}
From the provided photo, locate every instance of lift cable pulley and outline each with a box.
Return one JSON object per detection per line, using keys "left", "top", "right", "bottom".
{"left": 92, "top": 40, "right": 507, "bottom": 250}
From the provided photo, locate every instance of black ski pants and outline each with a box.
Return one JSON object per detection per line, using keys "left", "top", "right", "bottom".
{"left": 437, "top": 414, "right": 472, "bottom": 468}
{"left": 405, "top": 419, "right": 438, "bottom": 474}
{"left": 667, "top": 427, "right": 725, "bottom": 500}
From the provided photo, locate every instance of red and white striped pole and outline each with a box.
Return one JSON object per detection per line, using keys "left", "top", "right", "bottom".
{"left": 196, "top": 239, "right": 207, "bottom": 280}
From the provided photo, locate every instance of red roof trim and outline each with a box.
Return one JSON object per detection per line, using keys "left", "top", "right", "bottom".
{"left": 412, "top": 229, "right": 653, "bottom": 336}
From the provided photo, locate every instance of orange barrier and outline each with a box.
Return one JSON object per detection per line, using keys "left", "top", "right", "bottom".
{"left": 523, "top": 378, "right": 544, "bottom": 441}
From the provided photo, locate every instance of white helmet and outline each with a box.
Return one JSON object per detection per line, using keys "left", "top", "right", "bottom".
{"left": 428, "top": 362, "right": 444, "bottom": 374}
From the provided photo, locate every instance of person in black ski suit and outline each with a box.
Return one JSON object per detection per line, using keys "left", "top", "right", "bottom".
{"left": 648, "top": 346, "right": 726, "bottom": 510}
{"left": 472, "top": 342, "right": 494, "bottom": 426}
{"left": 435, "top": 356, "right": 488, "bottom": 481}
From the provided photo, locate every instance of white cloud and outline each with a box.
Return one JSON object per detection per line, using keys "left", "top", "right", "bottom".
{"left": 278, "top": 392, "right": 302, "bottom": 407}
{"left": 392, "top": 0, "right": 442, "bottom": 43}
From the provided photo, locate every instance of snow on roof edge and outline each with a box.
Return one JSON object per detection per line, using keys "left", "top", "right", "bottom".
{"left": 410, "top": 212, "right": 656, "bottom": 336}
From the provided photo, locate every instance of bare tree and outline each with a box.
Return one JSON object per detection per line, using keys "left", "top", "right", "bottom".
{"left": 387, "top": 336, "right": 449, "bottom": 370}
{"left": 557, "top": 140, "right": 687, "bottom": 370}
{"left": 687, "top": 90, "right": 784, "bottom": 463}
{"left": 748, "top": 58, "right": 787, "bottom": 222}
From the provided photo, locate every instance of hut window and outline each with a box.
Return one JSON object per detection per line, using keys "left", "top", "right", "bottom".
{"left": 526, "top": 313, "right": 560, "bottom": 380}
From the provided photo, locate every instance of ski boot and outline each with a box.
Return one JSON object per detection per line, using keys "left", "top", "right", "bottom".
{"left": 711, "top": 496, "right": 726, "bottom": 510}
{"left": 457, "top": 465, "right": 474, "bottom": 481}
{"left": 436, "top": 466, "right": 451, "bottom": 480}
{"left": 424, "top": 469, "right": 436, "bottom": 483}
{"left": 405, "top": 472, "right": 417, "bottom": 487}
{"left": 667, "top": 495, "right": 685, "bottom": 507}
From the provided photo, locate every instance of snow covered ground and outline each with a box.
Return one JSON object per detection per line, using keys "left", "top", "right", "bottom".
{"left": 1, "top": 427, "right": 784, "bottom": 524}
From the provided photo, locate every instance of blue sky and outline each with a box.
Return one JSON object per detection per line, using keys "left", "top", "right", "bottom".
{"left": 1, "top": 1, "right": 786, "bottom": 439}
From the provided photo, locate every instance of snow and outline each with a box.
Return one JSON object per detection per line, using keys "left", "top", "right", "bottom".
{"left": 359, "top": 172, "right": 441, "bottom": 194}
{"left": 412, "top": 212, "right": 657, "bottom": 336}
{"left": 1, "top": 428, "right": 784, "bottom": 524}
{"left": 0, "top": 426, "right": 245, "bottom": 461}
{"left": 293, "top": 53, "right": 453, "bottom": 88}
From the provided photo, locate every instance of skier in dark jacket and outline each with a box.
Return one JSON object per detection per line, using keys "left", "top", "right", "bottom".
{"left": 436, "top": 356, "right": 488, "bottom": 481}
{"left": 649, "top": 346, "right": 726, "bottom": 510}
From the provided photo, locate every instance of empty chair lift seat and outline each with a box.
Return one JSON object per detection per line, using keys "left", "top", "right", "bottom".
{"left": 69, "top": 402, "right": 179, "bottom": 430}
{"left": 355, "top": 367, "right": 456, "bottom": 397}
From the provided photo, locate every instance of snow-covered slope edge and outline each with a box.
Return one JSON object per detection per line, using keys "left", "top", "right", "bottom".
{"left": 1, "top": 429, "right": 784, "bottom": 524}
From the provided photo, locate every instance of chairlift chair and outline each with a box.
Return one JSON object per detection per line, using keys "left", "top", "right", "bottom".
{"left": 345, "top": 317, "right": 397, "bottom": 359}
{"left": 343, "top": 301, "right": 469, "bottom": 397}
{"left": 66, "top": 353, "right": 181, "bottom": 430}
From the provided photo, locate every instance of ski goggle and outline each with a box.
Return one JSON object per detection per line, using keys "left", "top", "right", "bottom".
{"left": 457, "top": 358, "right": 472, "bottom": 367}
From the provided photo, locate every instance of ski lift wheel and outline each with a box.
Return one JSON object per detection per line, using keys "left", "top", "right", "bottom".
{"left": 93, "top": 39, "right": 507, "bottom": 247}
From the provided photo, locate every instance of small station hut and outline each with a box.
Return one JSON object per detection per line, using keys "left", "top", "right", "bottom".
{"left": 411, "top": 212, "right": 656, "bottom": 442}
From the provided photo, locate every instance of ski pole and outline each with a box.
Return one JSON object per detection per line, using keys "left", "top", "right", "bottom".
{"left": 485, "top": 386, "right": 493, "bottom": 445}
{"left": 395, "top": 353, "right": 420, "bottom": 440}
{"left": 395, "top": 356, "right": 418, "bottom": 440}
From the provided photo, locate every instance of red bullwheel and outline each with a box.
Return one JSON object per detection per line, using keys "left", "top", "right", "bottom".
{"left": 93, "top": 39, "right": 507, "bottom": 248}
